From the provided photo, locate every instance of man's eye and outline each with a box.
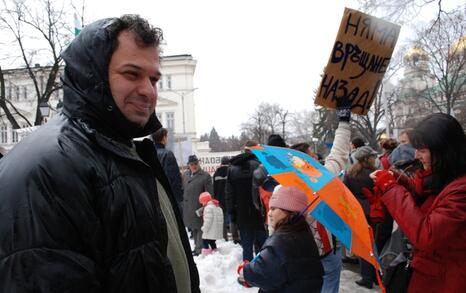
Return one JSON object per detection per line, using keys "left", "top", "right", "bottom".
{"left": 150, "top": 77, "right": 158, "bottom": 86}
{"left": 124, "top": 72, "right": 138, "bottom": 79}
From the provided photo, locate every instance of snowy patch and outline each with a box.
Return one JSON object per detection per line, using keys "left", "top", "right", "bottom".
{"left": 192, "top": 239, "right": 381, "bottom": 292}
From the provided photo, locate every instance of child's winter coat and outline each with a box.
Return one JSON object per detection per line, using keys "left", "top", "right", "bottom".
{"left": 243, "top": 217, "right": 324, "bottom": 293}
{"left": 201, "top": 201, "right": 224, "bottom": 240}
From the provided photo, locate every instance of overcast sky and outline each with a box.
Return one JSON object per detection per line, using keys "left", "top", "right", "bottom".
{"left": 85, "top": 0, "right": 460, "bottom": 137}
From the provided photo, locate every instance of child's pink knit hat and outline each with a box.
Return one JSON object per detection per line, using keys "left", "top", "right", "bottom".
{"left": 269, "top": 186, "right": 309, "bottom": 213}
{"left": 199, "top": 192, "right": 212, "bottom": 205}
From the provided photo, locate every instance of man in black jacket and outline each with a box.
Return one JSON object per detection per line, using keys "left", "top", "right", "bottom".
{"left": 213, "top": 156, "right": 238, "bottom": 242}
{"left": 226, "top": 141, "right": 266, "bottom": 261}
{"left": 153, "top": 127, "right": 183, "bottom": 211}
{"left": 0, "top": 15, "right": 199, "bottom": 293}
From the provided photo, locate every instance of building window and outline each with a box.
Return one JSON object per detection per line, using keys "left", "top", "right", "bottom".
{"left": 166, "top": 75, "right": 172, "bottom": 89}
{"left": 23, "top": 86, "right": 27, "bottom": 100}
{"left": 166, "top": 112, "right": 174, "bottom": 130}
{"left": 15, "top": 86, "right": 20, "bottom": 101}
{"left": 7, "top": 86, "right": 12, "bottom": 99}
{"left": 12, "top": 128, "right": 18, "bottom": 143}
{"left": 1, "top": 125, "right": 8, "bottom": 143}
{"left": 158, "top": 79, "right": 164, "bottom": 90}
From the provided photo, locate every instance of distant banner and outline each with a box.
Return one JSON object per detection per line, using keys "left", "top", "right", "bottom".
{"left": 196, "top": 151, "right": 239, "bottom": 175}
{"left": 315, "top": 8, "right": 401, "bottom": 115}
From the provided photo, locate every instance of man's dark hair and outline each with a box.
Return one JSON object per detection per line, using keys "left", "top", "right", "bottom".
{"left": 221, "top": 156, "right": 230, "bottom": 165}
{"left": 290, "top": 143, "right": 310, "bottom": 153}
{"left": 351, "top": 137, "right": 365, "bottom": 148}
{"left": 106, "top": 14, "right": 163, "bottom": 54}
{"left": 152, "top": 127, "right": 168, "bottom": 143}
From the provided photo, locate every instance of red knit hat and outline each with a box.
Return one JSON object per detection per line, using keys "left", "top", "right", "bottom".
{"left": 269, "top": 186, "right": 309, "bottom": 213}
{"left": 199, "top": 192, "right": 212, "bottom": 205}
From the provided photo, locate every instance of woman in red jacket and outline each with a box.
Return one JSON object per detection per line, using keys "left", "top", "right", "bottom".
{"left": 371, "top": 113, "right": 466, "bottom": 293}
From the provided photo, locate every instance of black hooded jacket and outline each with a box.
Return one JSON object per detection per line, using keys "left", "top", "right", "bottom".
{"left": 225, "top": 152, "right": 263, "bottom": 229}
{"left": 0, "top": 18, "right": 199, "bottom": 293}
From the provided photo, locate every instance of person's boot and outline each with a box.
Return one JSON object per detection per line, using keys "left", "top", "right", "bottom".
{"left": 355, "top": 279, "right": 373, "bottom": 289}
{"left": 201, "top": 248, "right": 212, "bottom": 256}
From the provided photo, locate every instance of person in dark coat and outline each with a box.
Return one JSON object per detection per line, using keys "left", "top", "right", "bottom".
{"left": 238, "top": 186, "right": 324, "bottom": 293}
{"left": 182, "top": 155, "right": 213, "bottom": 255}
{"left": 252, "top": 134, "right": 286, "bottom": 229}
{"left": 213, "top": 156, "right": 235, "bottom": 241}
{"left": 226, "top": 142, "right": 266, "bottom": 261}
{"left": 343, "top": 145, "right": 379, "bottom": 289}
{"left": 153, "top": 127, "right": 183, "bottom": 210}
{"left": 0, "top": 15, "right": 200, "bottom": 293}
{"left": 371, "top": 113, "right": 466, "bottom": 293}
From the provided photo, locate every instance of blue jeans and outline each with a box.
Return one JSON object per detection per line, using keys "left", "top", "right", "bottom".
{"left": 320, "top": 247, "right": 342, "bottom": 293}
{"left": 239, "top": 228, "right": 267, "bottom": 261}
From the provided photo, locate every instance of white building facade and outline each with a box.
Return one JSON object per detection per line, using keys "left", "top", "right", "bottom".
{"left": 0, "top": 65, "right": 63, "bottom": 150}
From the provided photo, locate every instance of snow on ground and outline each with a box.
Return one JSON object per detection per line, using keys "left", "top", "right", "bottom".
{"left": 192, "top": 239, "right": 381, "bottom": 293}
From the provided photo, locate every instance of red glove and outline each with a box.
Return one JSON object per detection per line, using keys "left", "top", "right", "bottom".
{"left": 373, "top": 170, "right": 397, "bottom": 194}
{"left": 237, "top": 260, "right": 249, "bottom": 274}
{"left": 237, "top": 260, "right": 251, "bottom": 288}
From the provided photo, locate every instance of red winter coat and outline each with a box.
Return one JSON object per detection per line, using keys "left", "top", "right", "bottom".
{"left": 381, "top": 174, "right": 466, "bottom": 293}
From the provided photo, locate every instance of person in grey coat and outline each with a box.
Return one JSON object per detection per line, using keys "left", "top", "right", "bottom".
{"left": 183, "top": 155, "right": 214, "bottom": 255}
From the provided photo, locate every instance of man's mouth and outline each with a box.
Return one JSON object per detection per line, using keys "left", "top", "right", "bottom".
{"left": 128, "top": 99, "right": 151, "bottom": 113}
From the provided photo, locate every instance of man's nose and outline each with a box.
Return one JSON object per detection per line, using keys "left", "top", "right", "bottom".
{"left": 137, "top": 78, "right": 157, "bottom": 101}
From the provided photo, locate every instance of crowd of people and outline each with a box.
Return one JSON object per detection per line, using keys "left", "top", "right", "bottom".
{"left": 0, "top": 14, "right": 465, "bottom": 293}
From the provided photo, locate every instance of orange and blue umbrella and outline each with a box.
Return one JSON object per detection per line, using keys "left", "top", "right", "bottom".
{"left": 248, "top": 144, "right": 385, "bottom": 290}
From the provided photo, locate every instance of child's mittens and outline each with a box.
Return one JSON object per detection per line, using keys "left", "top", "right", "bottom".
{"left": 236, "top": 260, "right": 251, "bottom": 288}
{"left": 237, "top": 276, "right": 251, "bottom": 288}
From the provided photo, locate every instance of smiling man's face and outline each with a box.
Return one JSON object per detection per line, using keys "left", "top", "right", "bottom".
{"left": 108, "top": 30, "right": 161, "bottom": 126}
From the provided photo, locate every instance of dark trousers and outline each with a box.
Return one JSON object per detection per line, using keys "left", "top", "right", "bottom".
{"left": 229, "top": 214, "right": 240, "bottom": 243}
{"left": 202, "top": 239, "right": 217, "bottom": 249}
{"left": 375, "top": 214, "right": 393, "bottom": 253}
{"left": 360, "top": 258, "right": 375, "bottom": 282}
{"left": 239, "top": 227, "right": 267, "bottom": 261}
{"left": 192, "top": 228, "right": 203, "bottom": 254}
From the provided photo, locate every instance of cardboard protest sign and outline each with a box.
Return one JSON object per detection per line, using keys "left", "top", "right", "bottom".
{"left": 315, "top": 8, "right": 401, "bottom": 115}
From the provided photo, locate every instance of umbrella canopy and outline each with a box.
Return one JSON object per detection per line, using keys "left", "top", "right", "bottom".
{"left": 248, "top": 144, "right": 380, "bottom": 270}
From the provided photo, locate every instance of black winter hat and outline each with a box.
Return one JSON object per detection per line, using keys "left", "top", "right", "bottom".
{"left": 267, "top": 134, "right": 286, "bottom": 147}
{"left": 187, "top": 155, "right": 199, "bottom": 164}
{"left": 221, "top": 156, "right": 230, "bottom": 165}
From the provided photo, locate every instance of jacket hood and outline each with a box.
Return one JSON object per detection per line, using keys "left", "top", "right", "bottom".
{"left": 230, "top": 152, "right": 257, "bottom": 165}
{"left": 61, "top": 18, "right": 161, "bottom": 143}
{"left": 389, "top": 143, "right": 416, "bottom": 166}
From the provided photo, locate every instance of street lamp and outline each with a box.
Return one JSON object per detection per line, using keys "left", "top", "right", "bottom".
{"left": 311, "top": 137, "right": 319, "bottom": 154}
{"left": 39, "top": 101, "right": 50, "bottom": 124}
{"left": 165, "top": 88, "right": 198, "bottom": 135}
